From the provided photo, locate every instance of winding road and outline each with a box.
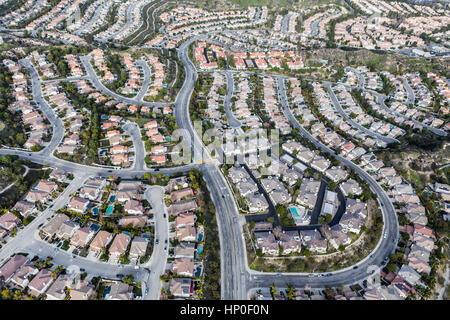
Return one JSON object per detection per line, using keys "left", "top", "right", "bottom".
{"left": 0, "top": 29, "right": 410, "bottom": 300}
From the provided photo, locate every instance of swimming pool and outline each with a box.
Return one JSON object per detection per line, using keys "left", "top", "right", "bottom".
{"left": 93, "top": 208, "right": 99, "bottom": 215}
{"left": 290, "top": 207, "right": 299, "bottom": 217}
{"left": 122, "top": 231, "right": 131, "bottom": 237}
{"left": 105, "top": 205, "right": 114, "bottom": 216}
{"left": 109, "top": 195, "right": 116, "bottom": 203}
{"left": 198, "top": 233, "right": 203, "bottom": 241}
{"left": 197, "top": 245, "right": 203, "bottom": 255}
{"left": 194, "top": 265, "right": 202, "bottom": 277}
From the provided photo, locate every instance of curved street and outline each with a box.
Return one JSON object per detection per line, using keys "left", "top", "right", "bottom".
{"left": 0, "top": 30, "right": 409, "bottom": 300}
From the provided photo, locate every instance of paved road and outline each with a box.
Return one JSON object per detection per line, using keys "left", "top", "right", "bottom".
{"left": 280, "top": 13, "right": 291, "bottom": 33}
{"left": 99, "top": 0, "right": 137, "bottom": 43}
{"left": 322, "top": 81, "right": 399, "bottom": 144}
{"left": 174, "top": 35, "right": 401, "bottom": 299}
{"left": 0, "top": 31, "right": 408, "bottom": 300}
{"left": 123, "top": 121, "right": 146, "bottom": 171}
{"left": 0, "top": 148, "right": 196, "bottom": 178}
{"left": 125, "top": 0, "right": 159, "bottom": 45}
{"left": 310, "top": 15, "right": 324, "bottom": 38}
{"left": 223, "top": 71, "right": 241, "bottom": 128}
{"left": 142, "top": 186, "right": 169, "bottom": 300}
{"left": 348, "top": 68, "right": 447, "bottom": 137}
{"left": 20, "top": 58, "right": 65, "bottom": 157}
{"left": 438, "top": 266, "right": 449, "bottom": 300}
{"left": 80, "top": 55, "right": 168, "bottom": 108}
{"left": 176, "top": 37, "right": 249, "bottom": 299}
{"left": 402, "top": 77, "right": 415, "bottom": 106}
{"left": 251, "top": 76, "right": 400, "bottom": 290}
{"left": 372, "top": 91, "right": 448, "bottom": 137}
{"left": 175, "top": 37, "right": 212, "bottom": 164}
{"left": 73, "top": 0, "right": 109, "bottom": 36}
{"left": 0, "top": 173, "right": 88, "bottom": 266}
{"left": 24, "top": 235, "right": 146, "bottom": 284}
{"left": 135, "top": 58, "right": 152, "bottom": 102}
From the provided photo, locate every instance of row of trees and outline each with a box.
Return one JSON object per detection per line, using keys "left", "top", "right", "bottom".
{"left": 0, "top": 62, "right": 26, "bottom": 148}
{"left": 188, "top": 169, "right": 221, "bottom": 300}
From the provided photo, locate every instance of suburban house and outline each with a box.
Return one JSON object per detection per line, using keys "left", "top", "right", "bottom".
{"left": 90, "top": 230, "right": 113, "bottom": 253}
{"left": 68, "top": 197, "right": 90, "bottom": 213}
{"left": 0, "top": 254, "right": 27, "bottom": 282}
{"left": 70, "top": 280, "right": 95, "bottom": 300}
{"left": 109, "top": 233, "right": 131, "bottom": 257}
{"left": 176, "top": 225, "right": 197, "bottom": 242}
{"left": 129, "top": 236, "right": 148, "bottom": 260}
{"left": 28, "top": 269, "right": 54, "bottom": 297}
{"left": 105, "top": 282, "right": 134, "bottom": 300}
{"left": 172, "top": 258, "right": 194, "bottom": 277}
{"left": 46, "top": 274, "right": 71, "bottom": 300}
{"left": 0, "top": 212, "right": 21, "bottom": 231}
{"left": 169, "top": 278, "right": 192, "bottom": 298}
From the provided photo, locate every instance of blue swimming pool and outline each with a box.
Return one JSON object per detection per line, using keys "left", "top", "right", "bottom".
{"left": 109, "top": 195, "right": 116, "bottom": 203}
{"left": 122, "top": 231, "right": 131, "bottom": 237}
{"left": 197, "top": 245, "right": 203, "bottom": 255}
{"left": 93, "top": 208, "right": 99, "bottom": 215}
{"left": 102, "top": 287, "right": 111, "bottom": 298}
{"left": 194, "top": 265, "right": 202, "bottom": 277}
{"left": 290, "top": 207, "right": 299, "bottom": 217}
{"left": 105, "top": 205, "right": 114, "bottom": 216}
{"left": 198, "top": 233, "right": 203, "bottom": 241}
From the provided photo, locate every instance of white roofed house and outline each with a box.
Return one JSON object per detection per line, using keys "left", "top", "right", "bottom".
{"left": 299, "top": 229, "right": 327, "bottom": 254}
{"left": 247, "top": 193, "right": 269, "bottom": 213}
{"left": 310, "top": 156, "right": 330, "bottom": 173}
{"left": 278, "top": 231, "right": 301, "bottom": 255}
{"left": 228, "top": 166, "right": 250, "bottom": 183}
{"left": 236, "top": 180, "right": 258, "bottom": 197}
{"left": 174, "top": 243, "right": 196, "bottom": 259}
{"left": 325, "top": 166, "right": 348, "bottom": 183}
{"left": 170, "top": 278, "right": 192, "bottom": 298}
{"left": 41, "top": 214, "right": 70, "bottom": 237}
{"left": 397, "top": 264, "right": 421, "bottom": 287}
{"left": 79, "top": 186, "right": 100, "bottom": 201}
{"left": 340, "top": 179, "right": 362, "bottom": 197}
{"left": 253, "top": 231, "right": 279, "bottom": 255}
{"left": 10, "top": 263, "right": 39, "bottom": 288}
{"left": 325, "top": 224, "right": 351, "bottom": 250}
{"left": 270, "top": 188, "right": 292, "bottom": 205}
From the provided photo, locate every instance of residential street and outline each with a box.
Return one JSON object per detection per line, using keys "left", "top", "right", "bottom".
{"left": 142, "top": 186, "right": 169, "bottom": 300}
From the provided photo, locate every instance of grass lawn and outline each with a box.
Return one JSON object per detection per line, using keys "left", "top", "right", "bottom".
{"left": 408, "top": 169, "right": 425, "bottom": 190}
